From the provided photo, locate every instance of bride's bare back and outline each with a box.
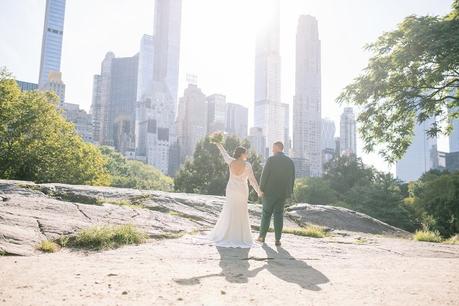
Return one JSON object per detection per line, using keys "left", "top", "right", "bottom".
{"left": 230, "top": 159, "right": 246, "bottom": 176}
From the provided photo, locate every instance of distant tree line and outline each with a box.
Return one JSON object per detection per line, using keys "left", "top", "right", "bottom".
{"left": 0, "top": 69, "right": 172, "bottom": 191}
{"left": 294, "top": 156, "right": 458, "bottom": 238}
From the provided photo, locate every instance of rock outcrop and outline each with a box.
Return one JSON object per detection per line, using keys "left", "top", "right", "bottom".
{"left": 0, "top": 180, "right": 407, "bottom": 256}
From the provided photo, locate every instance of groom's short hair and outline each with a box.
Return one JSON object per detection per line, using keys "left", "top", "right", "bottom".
{"left": 273, "top": 141, "right": 284, "bottom": 151}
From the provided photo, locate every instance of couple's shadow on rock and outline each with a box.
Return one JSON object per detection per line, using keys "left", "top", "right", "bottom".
{"left": 174, "top": 245, "right": 329, "bottom": 290}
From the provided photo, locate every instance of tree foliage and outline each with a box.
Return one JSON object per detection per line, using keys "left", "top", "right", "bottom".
{"left": 411, "top": 170, "right": 459, "bottom": 237}
{"left": 337, "top": 2, "right": 459, "bottom": 162}
{"left": 294, "top": 155, "right": 415, "bottom": 231}
{"left": 293, "top": 177, "right": 337, "bottom": 205}
{"left": 174, "top": 135, "right": 263, "bottom": 201}
{"left": 0, "top": 69, "right": 110, "bottom": 185}
{"left": 100, "top": 146, "right": 173, "bottom": 191}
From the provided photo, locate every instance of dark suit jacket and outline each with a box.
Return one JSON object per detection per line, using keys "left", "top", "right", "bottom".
{"left": 260, "top": 152, "right": 295, "bottom": 198}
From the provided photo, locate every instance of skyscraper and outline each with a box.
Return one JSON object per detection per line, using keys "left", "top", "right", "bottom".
{"left": 90, "top": 74, "right": 103, "bottom": 143}
{"left": 293, "top": 15, "right": 322, "bottom": 176}
{"left": 396, "top": 118, "right": 438, "bottom": 182}
{"left": 253, "top": 0, "right": 289, "bottom": 152}
{"left": 152, "top": 0, "right": 182, "bottom": 107}
{"left": 207, "top": 94, "right": 227, "bottom": 133}
{"left": 449, "top": 106, "right": 459, "bottom": 152}
{"left": 90, "top": 52, "right": 138, "bottom": 153}
{"left": 321, "top": 118, "right": 336, "bottom": 151}
{"left": 91, "top": 52, "right": 114, "bottom": 145}
{"left": 176, "top": 83, "right": 207, "bottom": 162}
{"left": 321, "top": 118, "right": 336, "bottom": 165}
{"left": 38, "top": 0, "right": 66, "bottom": 89}
{"left": 248, "top": 127, "right": 267, "bottom": 159}
{"left": 136, "top": 34, "right": 154, "bottom": 102}
{"left": 226, "top": 103, "right": 248, "bottom": 140}
{"left": 339, "top": 107, "right": 357, "bottom": 155}
{"left": 108, "top": 55, "right": 139, "bottom": 154}
{"left": 135, "top": 0, "right": 182, "bottom": 175}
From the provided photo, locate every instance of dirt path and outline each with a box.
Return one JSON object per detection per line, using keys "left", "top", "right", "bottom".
{"left": 1, "top": 232, "right": 458, "bottom": 306}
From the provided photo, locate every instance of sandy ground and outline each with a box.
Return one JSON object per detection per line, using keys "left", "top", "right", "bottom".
{"left": 0, "top": 232, "right": 458, "bottom": 306}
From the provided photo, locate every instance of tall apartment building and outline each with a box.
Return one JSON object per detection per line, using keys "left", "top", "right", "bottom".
{"left": 253, "top": 0, "right": 289, "bottom": 153}
{"left": 293, "top": 15, "right": 322, "bottom": 176}
{"left": 339, "top": 107, "right": 357, "bottom": 156}
{"left": 176, "top": 83, "right": 207, "bottom": 162}
{"left": 226, "top": 103, "right": 248, "bottom": 140}
{"left": 207, "top": 94, "right": 227, "bottom": 134}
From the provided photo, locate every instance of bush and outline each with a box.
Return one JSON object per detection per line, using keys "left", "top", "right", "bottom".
{"left": 100, "top": 146, "right": 173, "bottom": 191}
{"left": 411, "top": 171, "right": 459, "bottom": 237}
{"left": 444, "top": 234, "right": 459, "bottom": 245}
{"left": 68, "top": 224, "right": 147, "bottom": 250}
{"left": 36, "top": 240, "right": 59, "bottom": 253}
{"left": 413, "top": 230, "right": 443, "bottom": 243}
{"left": 293, "top": 155, "right": 416, "bottom": 231}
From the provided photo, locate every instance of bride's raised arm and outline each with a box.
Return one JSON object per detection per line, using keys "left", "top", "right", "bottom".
{"left": 247, "top": 163, "right": 262, "bottom": 197}
{"left": 215, "top": 143, "right": 234, "bottom": 165}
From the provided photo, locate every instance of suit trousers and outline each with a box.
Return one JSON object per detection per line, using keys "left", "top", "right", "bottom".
{"left": 259, "top": 195, "right": 286, "bottom": 241}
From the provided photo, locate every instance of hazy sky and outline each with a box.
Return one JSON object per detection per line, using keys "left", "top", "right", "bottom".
{"left": 0, "top": 0, "right": 454, "bottom": 172}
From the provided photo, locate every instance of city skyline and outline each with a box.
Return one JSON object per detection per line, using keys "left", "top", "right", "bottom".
{"left": 0, "top": 0, "right": 453, "bottom": 173}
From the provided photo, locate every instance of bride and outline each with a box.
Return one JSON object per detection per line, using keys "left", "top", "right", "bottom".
{"left": 207, "top": 141, "right": 263, "bottom": 248}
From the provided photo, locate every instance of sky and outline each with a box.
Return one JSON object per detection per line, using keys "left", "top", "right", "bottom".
{"left": 0, "top": 0, "right": 454, "bottom": 173}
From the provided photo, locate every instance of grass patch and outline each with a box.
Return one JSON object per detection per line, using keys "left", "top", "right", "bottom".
{"left": 36, "top": 240, "right": 60, "bottom": 253}
{"left": 168, "top": 210, "right": 205, "bottom": 222}
{"left": 252, "top": 225, "right": 328, "bottom": 238}
{"left": 444, "top": 234, "right": 459, "bottom": 245}
{"left": 96, "top": 198, "right": 145, "bottom": 209}
{"left": 152, "top": 231, "right": 187, "bottom": 240}
{"left": 282, "top": 225, "right": 329, "bottom": 238}
{"left": 67, "top": 224, "right": 147, "bottom": 250}
{"left": 354, "top": 237, "right": 368, "bottom": 244}
{"left": 413, "top": 230, "right": 443, "bottom": 243}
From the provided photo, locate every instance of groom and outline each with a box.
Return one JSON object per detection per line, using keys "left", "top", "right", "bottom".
{"left": 257, "top": 141, "right": 295, "bottom": 246}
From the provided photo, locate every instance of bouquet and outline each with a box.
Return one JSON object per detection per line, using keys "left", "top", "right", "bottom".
{"left": 209, "top": 131, "right": 224, "bottom": 144}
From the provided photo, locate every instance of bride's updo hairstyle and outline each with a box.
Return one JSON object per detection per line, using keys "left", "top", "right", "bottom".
{"left": 233, "top": 146, "right": 247, "bottom": 159}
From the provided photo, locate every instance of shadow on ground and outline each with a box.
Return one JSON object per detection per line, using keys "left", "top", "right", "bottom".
{"left": 174, "top": 245, "right": 329, "bottom": 290}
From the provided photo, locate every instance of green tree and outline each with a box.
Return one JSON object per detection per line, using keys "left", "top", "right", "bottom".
{"left": 320, "top": 155, "right": 415, "bottom": 231}
{"left": 100, "top": 146, "right": 173, "bottom": 191}
{"left": 340, "top": 172, "right": 415, "bottom": 231}
{"left": 293, "top": 177, "right": 337, "bottom": 205}
{"left": 0, "top": 69, "right": 110, "bottom": 185}
{"left": 412, "top": 170, "right": 459, "bottom": 237}
{"left": 174, "top": 135, "right": 263, "bottom": 201}
{"left": 338, "top": 1, "right": 459, "bottom": 162}
{"left": 323, "top": 155, "right": 374, "bottom": 194}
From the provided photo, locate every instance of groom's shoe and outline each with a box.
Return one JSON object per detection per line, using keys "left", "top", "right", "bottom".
{"left": 257, "top": 237, "right": 265, "bottom": 243}
{"left": 275, "top": 240, "right": 281, "bottom": 246}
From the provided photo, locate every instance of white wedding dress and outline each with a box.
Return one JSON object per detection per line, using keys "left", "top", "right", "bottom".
{"left": 207, "top": 143, "right": 262, "bottom": 248}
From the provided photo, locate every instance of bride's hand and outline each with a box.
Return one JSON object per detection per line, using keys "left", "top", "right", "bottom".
{"left": 258, "top": 191, "right": 264, "bottom": 198}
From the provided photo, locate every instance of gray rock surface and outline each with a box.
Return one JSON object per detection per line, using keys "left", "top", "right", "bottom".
{"left": 0, "top": 179, "right": 406, "bottom": 256}
{"left": 286, "top": 203, "right": 407, "bottom": 236}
